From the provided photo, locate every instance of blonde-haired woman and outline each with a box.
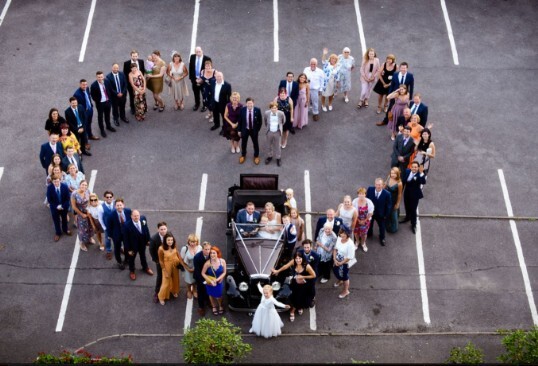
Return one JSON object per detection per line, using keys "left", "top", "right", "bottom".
{"left": 357, "top": 48, "right": 380, "bottom": 108}
{"left": 223, "top": 91, "right": 243, "bottom": 153}
{"left": 262, "top": 202, "right": 282, "bottom": 235}
{"left": 88, "top": 193, "right": 106, "bottom": 251}
{"left": 384, "top": 168, "right": 403, "bottom": 233}
{"left": 181, "top": 233, "right": 202, "bottom": 299}
{"left": 320, "top": 48, "right": 341, "bottom": 111}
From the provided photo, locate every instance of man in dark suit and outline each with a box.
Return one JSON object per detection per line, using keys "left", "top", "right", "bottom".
{"left": 366, "top": 178, "right": 392, "bottom": 246}
{"left": 65, "top": 97, "right": 91, "bottom": 156}
{"left": 123, "top": 209, "right": 154, "bottom": 281}
{"left": 107, "top": 63, "right": 130, "bottom": 126}
{"left": 189, "top": 46, "right": 210, "bottom": 111}
{"left": 400, "top": 162, "right": 427, "bottom": 234}
{"left": 90, "top": 70, "right": 116, "bottom": 138}
{"left": 73, "top": 79, "right": 99, "bottom": 141}
{"left": 62, "top": 145, "right": 84, "bottom": 174}
{"left": 39, "top": 133, "right": 64, "bottom": 174}
{"left": 391, "top": 126, "right": 415, "bottom": 173}
{"left": 235, "top": 202, "right": 261, "bottom": 236}
{"left": 238, "top": 97, "right": 263, "bottom": 165}
{"left": 149, "top": 221, "right": 168, "bottom": 303}
{"left": 376, "top": 62, "right": 415, "bottom": 126}
{"left": 210, "top": 71, "right": 231, "bottom": 132}
{"left": 409, "top": 93, "right": 428, "bottom": 127}
{"left": 193, "top": 242, "right": 212, "bottom": 316}
{"left": 101, "top": 190, "right": 115, "bottom": 260}
{"left": 396, "top": 107, "right": 412, "bottom": 130}
{"left": 123, "top": 49, "right": 145, "bottom": 115}
{"left": 107, "top": 198, "right": 131, "bottom": 270}
{"left": 314, "top": 208, "right": 344, "bottom": 242}
{"left": 46, "top": 176, "right": 72, "bottom": 241}
{"left": 278, "top": 72, "right": 299, "bottom": 107}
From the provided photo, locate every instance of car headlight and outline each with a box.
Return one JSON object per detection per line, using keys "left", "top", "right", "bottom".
{"left": 271, "top": 281, "right": 281, "bottom": 291}
{"left": 238, "top": 282, "right": 249, "bottom": 291}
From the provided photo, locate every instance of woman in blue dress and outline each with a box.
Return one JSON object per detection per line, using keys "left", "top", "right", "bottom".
{"left": 201, "top": 246, "right": 227, "bottom": 315}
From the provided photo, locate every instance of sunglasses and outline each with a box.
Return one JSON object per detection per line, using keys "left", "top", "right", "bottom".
{"left": 90, "top": 199, "right": 98, "bottom": 202}
{"left": 105, "top": 196, "right": 113, "bottom": 199}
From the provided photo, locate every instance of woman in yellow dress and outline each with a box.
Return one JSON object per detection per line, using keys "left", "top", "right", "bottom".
{"left": 146, "top": 50, "right": 167, "bottom": 112}
{"left": 158, "top": 233, "right": 186, "bottom": 305}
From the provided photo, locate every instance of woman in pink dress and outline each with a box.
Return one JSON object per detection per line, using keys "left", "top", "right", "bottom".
{"left": 293, "top": 73, "right": 310, "bottom": 130}
{"left": 386, "top": 84, "right": 409, "bottom": 141}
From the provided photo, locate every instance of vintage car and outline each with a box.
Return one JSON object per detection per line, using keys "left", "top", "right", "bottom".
{"left": 225, "top": 174, "right": 292, "bottom": 313}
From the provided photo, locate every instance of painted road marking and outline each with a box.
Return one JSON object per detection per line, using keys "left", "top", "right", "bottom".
{"left": 498, "top": 169, "right": 538, "bottom": 325}
{"left": 0, "top": 0, "right": 12, "bottom": 27}
{"left": 304, "top": 170, "right": 312, "bottom": 241}
{"left": 56, "top": 169, "right": 97, "bottom": 332}
{"left": 440, "top": 0, "right": 460, "bottom": 65}
{"left": 273, "top": 0, "right": 279, "bottom": 62}
{"left": 190, "top": 0, "right": 200, "bottom": 55}
{"left": 78, "top": 0, "right": 97, "bottom": 62}
{"left": 353, "top": 0, "right": 367, "bottom": 56}
{"left": 415, "top": 208, "right": 431, "bottom": 325}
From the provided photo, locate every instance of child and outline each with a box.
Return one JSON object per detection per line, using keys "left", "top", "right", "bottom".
{"left": 258, "top": 216, "right": 278, "bottom": 239}
{"left": 249, "top": 282, "right": 290, "bottom": 338}
{"left": 284, "top": 188, "right": 297, "bottom": 214}
{"left": 282, "top": 215, "right": 297, "bottom": 259}
{"left": 145, "top": 55, "right": 154, "bottom": 75}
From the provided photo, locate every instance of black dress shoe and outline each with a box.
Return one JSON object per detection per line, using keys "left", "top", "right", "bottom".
{"left": 82, "top": 151, "right": 92, "bottom": 156}
{"left": 113, "top": 119, "right": 120, "bottom": 127}
{"left": 130, "top": 108, "right": 135, "bottom": 115}
{"left": 399, "top": 218, "right": 410, "bottom": 224}
{"left": 101, "top": 131, "right": 107, "bottom": 138}
{"left": 121, "top": 118, "right": 130, "bottom": 123}
{"left": 219, "top": 129, "right": 224, "bottom": 136}
{"left": 107, "top": 127, "right": 117, "bottom": 132}
{"left": 411, "top": 226, "right": 416, "bottom": 234}
{"left": 193, "top": 105, "right": 199, "bottom": 111}
{"left": 118, "top": 262, "right": 125, "bottom": 270}
{"left": 380, "top": 239, "right": 386, "bottom": 246}
{"left": 210, "top": 125, "right": 219, "bottom": 131}
{"left": 290, "top": 128, "right": 296, "bottom": 135}
{"left": 200, "top": 106, "right": 207, "bottom": 112}
{"left": 277, "top": 159, "right": 281, "bottom": 166}
{"left": 265, "top": 157, "right": 272, "bottom": 164}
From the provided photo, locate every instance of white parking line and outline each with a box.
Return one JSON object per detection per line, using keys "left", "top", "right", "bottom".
{"left": 440, "top": 0, "right": 460, "bottom": 65}
{"left": 353, "top": 0, "right": 367, "bottom": 55}
{"left": 310, "top": 305, "right": 317, "bottom": 331}
{"left": 0, "top": 0, "right": 12, "bottom": 27}
{"left": 78, "top": 0, "right": 97, "bottom": 62}
{"left": 498, "top": 169, "right": 538, "bottom": 325}
{"left": 56, "top": 170, "right": 98, "bottom": 332}
{"left": 190, "top": 0, "right": 200, "bottom": 55}
{"left": 415, "top": 208, "right": 431, "bottom": 325}
{"left": 273, "top": 0, "right": 279, "bottom": 62}
{"left": 0, "top": 167, "right": 4, "bottom": 183}
{"left": 184, "top": 174, "right": 207, "bottom": 331}
{"left": 304, "top": 170, "right": 312, "bottom": 240}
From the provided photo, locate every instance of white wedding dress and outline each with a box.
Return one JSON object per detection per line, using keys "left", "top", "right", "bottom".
{"left": 249, "top": 283, "right": 287, "bottom": 338}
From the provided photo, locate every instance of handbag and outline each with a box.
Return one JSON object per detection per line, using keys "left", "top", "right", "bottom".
{"left": 164, "top": 74, "right": 172, "bottom": 87}
{"left": 388, "top": 110, "right": 393, "bottom": 121}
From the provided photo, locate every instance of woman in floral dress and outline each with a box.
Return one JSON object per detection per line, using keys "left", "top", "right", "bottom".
{"left": 337, "top": 47, "right": 355, "bottom": 103}
{"left": 129, "top": 63, "right": 147, "bottom": 121}
{"left": 70, "top": 180, "right": 94, "bottom": 252}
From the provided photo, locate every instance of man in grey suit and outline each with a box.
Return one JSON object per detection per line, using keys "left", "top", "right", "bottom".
{"left": 391, "top": 126, "right": 415, "bottom": 173}
{"left": 264, "top": 101, "right": 285, "bottom": 166}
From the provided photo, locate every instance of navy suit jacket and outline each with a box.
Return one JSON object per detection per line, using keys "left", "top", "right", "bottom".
{"left": 107, "top": 208, "right": 132, "bottom": 244}
{"left": 193, "top": 251, "right": 208, "bottom": 283}
{"left": 101, "top": 200, "right": 115, "bottom": 231}
{"left": 408, "top": 102, "right": 428, "bottom": 127}
{"left": 366, "top": 187, "right": 392, "bottom": 218}
{"left": 39, "top": 142, "right": 64, "bottom": 170}
{"left": 314, "top": 216, "right": 344, "bottom": 241}
{"left": 123, "top": 216, "right": 151, "bottom": 252}
{"left": 62, "top": 154, "right": 84, "bottom": 174}
{"left": 74, "top": 88, "right": 93, "bottom": 113}
{"left": 278, "top": 80, "right": 299, "bottom": 106}
{"left": 238, "top": 107, "right": 263, "bottom": 135}
{"left": 123, "top": 59, "right": 145, "bottom": 81}
{"left": 403, "top": 169, "right": 426, "bottom": 200}
{"left": 189, "top": 54, "right": 210, "bottom": 83}
{"left": 296, "top": 248, "right": 320, "bottom": 276}
{"left": 90, "top": 80, "right": 112, "bottom": 104}
{"left": 46, "top": 183, "right": 71, "bottom": 212}
{"left": 65, "top": 106, "right": 87, "bottom": 133}
{"left": 106, "top": 72, "right": 128, "bottom": 98}
{"left": 389, "top": 71, "right": 414, "bottom": 99}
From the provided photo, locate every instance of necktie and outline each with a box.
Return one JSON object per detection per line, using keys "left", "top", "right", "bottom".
{"left": 400, "top": 74, "right": 405, "bottom": 84}
{"left": 196, "top": 57, "right": 201, "bottom": 77}
{"left": 101, "top": 83, "right": 108, "bottom": 101}
{"left": 56, "top": 188, "right": 61, "bottom": 202}
{"left": 70, "top": 157, "right": 76, "bottom": 169}
{"left": 52, "top": 144, "right": 56, "bottom": 153}
{"left": 114, "top": 74, "right": 120, "bottom": 93}
{"left": 376, "top": 191, "right": 380, "bottom": 199}
{"left": 248, "top": 110, "right": 253, "bottom": 130}
{"left": 136, "top": 222, "right": 142, "bottom": 233}
{"left": 408, "top": 173, "right": 414, "bottom": 182}
{"left": 404, "top": 138, "right": 408, "bottom": 145}
{"left": 411, "top": 105, "right": 417, "bottom": 115}
{"left": 74, "top": 109, "right": 82, "bottom": 128}
{"left": 84, "top": 90, "right": 92, "bottom": 111}
{"left": 287, "top": 82, "right": 291, "bottom": 97}
{"left": 119, "top": 212, "right": 125, "bottom": 224}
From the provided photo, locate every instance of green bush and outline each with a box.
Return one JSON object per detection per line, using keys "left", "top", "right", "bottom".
{"left": 35, "top": 350, "right": 132, "bottom": 364}
{"left": 498, "top": 327, "right": 538, "bottom": 364}
{"left": 445, "top": 342, "right": 484, "bottom": 364}
{"left": 182, "top": 318, "right": 252, "bottom": 364}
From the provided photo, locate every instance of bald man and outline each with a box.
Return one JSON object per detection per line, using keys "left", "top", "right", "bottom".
{"left": 303, "top": 58, "right": 325, "bottom": 121}
{"left": 123, "top": 209, "right": 153, "bottom": 280}
{"left": 210, "top": 71, "right": 232, "bottom": 132}
{"left": 189, "top": 46, "right": 211, "bottom": 111}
